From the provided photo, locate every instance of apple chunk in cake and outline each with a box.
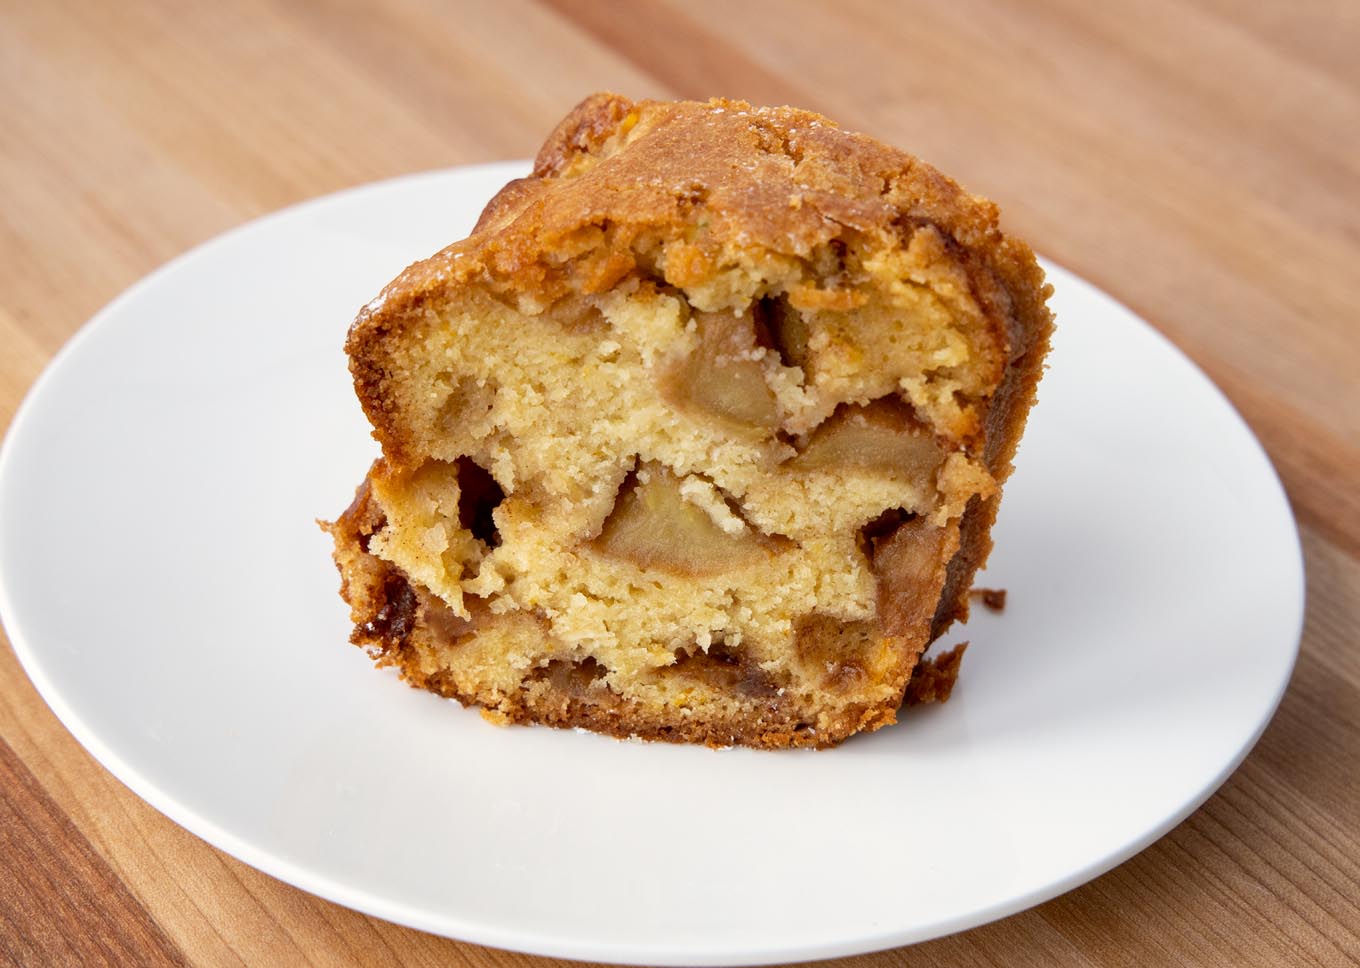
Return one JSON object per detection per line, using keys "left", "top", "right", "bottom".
{"left": 325, "top": 94, "right": 1053, "bottom": 749}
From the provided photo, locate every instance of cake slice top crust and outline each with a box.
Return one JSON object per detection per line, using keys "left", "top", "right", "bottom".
{"left": 348, "top": 93, "right": 1052, "bottom": 473}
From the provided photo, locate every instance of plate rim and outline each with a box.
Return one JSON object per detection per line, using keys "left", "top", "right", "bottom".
{"left": 0, "top": 163, "right": 1305, "bottom": 966}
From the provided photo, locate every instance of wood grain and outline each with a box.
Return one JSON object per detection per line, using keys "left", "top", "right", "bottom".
{"left": 0, "top": 739, "right": 188, "bottom": 968}
{"left": 0, "top": 1, "right": 1356, "bottom": 965}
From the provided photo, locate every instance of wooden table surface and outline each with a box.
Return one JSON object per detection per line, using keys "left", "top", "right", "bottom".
{"left": 1, "top": 1, "right": 1357, "bottom": 965}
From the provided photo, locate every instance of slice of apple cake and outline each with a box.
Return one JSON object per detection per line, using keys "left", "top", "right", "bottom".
{"left": 325, "top": 94, "right": 1053, "bottom": 749}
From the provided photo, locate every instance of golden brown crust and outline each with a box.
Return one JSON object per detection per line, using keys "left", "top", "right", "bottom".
{"left": 932, "top": 253, "right": 1051, "bottom": 635}
{"left": 347, "top": 93, "right": 1051, "bottom": 471}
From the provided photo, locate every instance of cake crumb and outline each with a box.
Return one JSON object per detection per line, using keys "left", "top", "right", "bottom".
{"left": 480, "top": 708, "right": 512, "bottom": 727}
{"left": 970, "top": 587, "right": 1007, "bottom": 612}
{"left": 904, "top": 642, "right": 968, "bottom": 705}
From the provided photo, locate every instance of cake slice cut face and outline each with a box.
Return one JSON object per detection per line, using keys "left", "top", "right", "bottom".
{"left": 325, "top": 94, "right": 1053, "bottom": 749}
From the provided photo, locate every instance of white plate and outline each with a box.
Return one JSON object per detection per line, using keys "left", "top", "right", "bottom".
{"left": 0, "top": 162, "right": 1303, "bottom": 966}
